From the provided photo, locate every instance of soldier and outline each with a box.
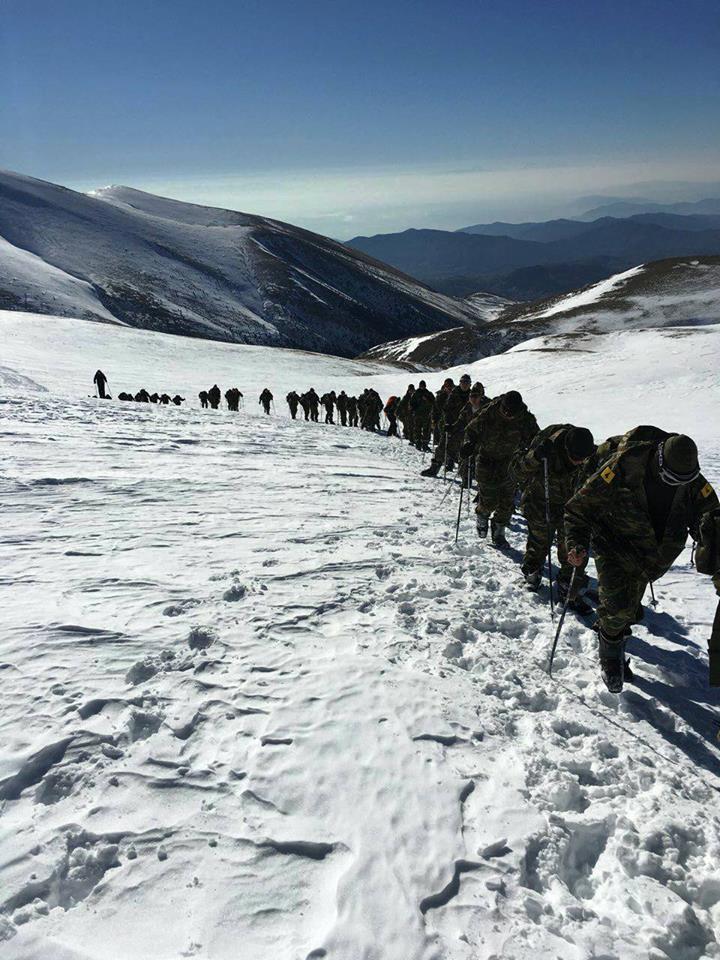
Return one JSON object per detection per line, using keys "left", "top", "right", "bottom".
{"left": 172, "top": 395, "right": 185, "bottom": 406}
{"left": 410, "top": 379, "right": 435, "bottom": 452}
{"left": 299, "top": 391, "right": 311, "bottom": 421}
{"left": 456, "top": 383, "right": 490, "bottom": 487}
{"left": 135, "top": 388, "right": 150, "bottom": 403}
{"left": 384, "top": 395, "right": 400, "bottom": 437}
{"left": 208, "top": 384, "right": 221, "bottom": 410}
{"left": 432, "top": 378, "right": 454, "bottom": 447}
{"left": 149, "top": 393, "right": 159, "bottom": 404}
{"left": 336, "top": 390, "right": 349, "bottom": 426}
{"left": 321, "top": 391, "right": 336, "bottom": 424}
{"left": 515, "top": 424, "right": 596, "bottom": 610}
{"left": 286, "top": 390, "right": 300, "bottom": 419}
{"left": 396, "top": 384, "right": 416, "bottom": 443}
{"left": 259, "top": 388, "right": 273, "bottom": 414}
{"left": 93, "top": 369, "right": 109, "bottom": 399}
{"left": 199, "top": 390, "right": 209, "bottom": 409}
{"left": 461, "top": 389, "right": 538, "bottom": 547}
{"left": 421, "top": 374, "right": 472, "bottom": 477}
{"left": 118, "top": 392, "right": 132, "bottom": 401}
{"left": 347, "top": 395, "right": 359, "bottom": 427}
{"left": 565, "top": 433, "right": 720, "bottom": 692}
{"left": 364, "top": 389, "right": 383, "bottom": 431}
{"left": 306, "top": 388, "right": 320, "bottom": 422}
{"left": 357, "top": 390, "right": 369, "bottom": 429}
{"left": 159, "top": 393, "right": 171, "bottom": 405}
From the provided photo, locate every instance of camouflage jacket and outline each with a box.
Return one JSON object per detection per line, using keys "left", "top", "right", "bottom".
{"left": 577, "top": 425, "right": 669, "bottom": 487}
{"left": 432, "top": 389, "right": 450, "bottom": 426}
{"left": 565, "top": 441, "right": 719, "bottom": 582}
{"left": 444, "top": 386, "right": 471, "bottom": 431}
{"left": 464, "top": 395, "right": 538, "bottom": 462}
{"left": 396, "top": 392, "right": 415, "bottom": 421}
{"left": 346, "top": 396, "right": 357, "bottom": 413}
{"left": 410, "top": 386, "right": 435, "bottom": 416}
{"left": 516, "top": 424, "right": 586, "bottom": 509}
{"left": 336, "top": 393, "right": 348, "bottom": 411}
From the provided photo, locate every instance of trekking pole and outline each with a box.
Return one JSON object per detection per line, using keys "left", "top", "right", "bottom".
{"left": 466, "top": 460, "right": 472, "bottom": 515}
{"left": 454, "top": 475, "right": 465, "bottom": 543}
{"left": 648, "top": 582, "right": 658, "bottom": 608}
{"left": 543, "top": 458, "right": 555, "bottom": 621}
{"left": 547, "top": 567, "right": 576, "bottom": 676}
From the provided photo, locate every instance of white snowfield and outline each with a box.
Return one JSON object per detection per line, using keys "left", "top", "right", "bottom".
{"left": 1, "top": 311, "right": 720, "bottom": 960}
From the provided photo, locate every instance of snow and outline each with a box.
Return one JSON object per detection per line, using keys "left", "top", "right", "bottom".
{"left": 519, "top": 265, "right": 646, "bottom": 321}
{"left": 1, "top": 311, "right": 720, "bottom": 960}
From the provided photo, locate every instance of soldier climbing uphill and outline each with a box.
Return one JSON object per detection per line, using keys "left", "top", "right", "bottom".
{"left": 93, "top": 369, "right": 109, "bottom": 399}
{"left": 336, "top": 390, "right": 349, "bottom": 426}
{"left": 286, "top": 390, "right": 300, "bottom": 419}
{"left": 565, "top": 433, "right": 720, "bottom": 692}
{"left": 461, "top": 389, "right": 538, "bottom": 547}
{"left": 422, "top": 374, "right": 472, "bottom": 477}
{"left": 208, "top": 384, "right": 221, "bottom": 409}
{"left": 410, "top": 380, "right": 435, "bottom": 452}
{"left": 259, "top": 388, "right": 274, "bottom": 415}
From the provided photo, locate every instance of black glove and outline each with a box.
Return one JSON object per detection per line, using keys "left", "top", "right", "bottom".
{"left": 460, "top": 441, "right": 474, "bottom": 458}
{"left": 533, "top": 438, "right": 554, "bottom": 462}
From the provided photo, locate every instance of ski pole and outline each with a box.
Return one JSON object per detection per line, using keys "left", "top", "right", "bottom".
{"left": 454, "top": 474, "right": 464, "bottom": 543}
{"left": 547, "top": 567, "right": 576, "bottom": 676}
{"left": 466, "top": 460, "right": 473, "bottom": 515}
{"left": 648, "top": 582, "right": 658, "bottom": 608}
{"left": 543, "top": 457, "right": 555, "bottom": 621}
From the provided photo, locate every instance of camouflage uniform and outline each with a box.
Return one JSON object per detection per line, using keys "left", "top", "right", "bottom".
{"left": 396, "top": 388, "right": 416, "bottom": 443}
{"left": 384, "top": 396, "right": 400, "bottom": 436}
{"left": 410, "top": 384, "right": 435, "bottom": 450}
{"left": 321, "top": 392, "right": 335, "bottom": 424}
{"left": 431, "top": 387, "right": 449, "bottom": 447}
{"left": 516, "top": 424, "right": 591, "bottom": 595}
{"left": 347, "top": 395, "right": 358, "bottom": 427}
{"left": 336, "top": 391, "right": 349, "bottom": 426}
{"left": 565, "top": 442, "right": 719, "bottom": 638}
{"left": 365, "top": 389, "right": 383, "bottom": 430}
{"left": 259, "top": 388, "right": 273, "bottom": 414}
{"left": 305, "top": 389, "right": 320, "bottom": 422}
{"left": 464, "top": 394, "right": 538, "bottom": 526}
{"left": 429, "top": 384, "right": 471, "bottom": 469}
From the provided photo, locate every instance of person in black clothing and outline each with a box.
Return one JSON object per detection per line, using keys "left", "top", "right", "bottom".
{"left": 93, "top": 370, "right": 109, "bottom": 399}
{"left": 208, "top": 385, "right": 221, "bottom": 409}
{"left": 172, "top": 395, "right": 185, "bottom": 406}
{"left": 199, "top": 390, "right": 209, "bottom": 409}
{"left": 259, "top": 388, "right": 274, "bottom": 414}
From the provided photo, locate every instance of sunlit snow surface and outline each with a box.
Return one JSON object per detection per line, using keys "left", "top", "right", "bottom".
{"left": 1, "top": 311, "right": 720, "bottom": 959}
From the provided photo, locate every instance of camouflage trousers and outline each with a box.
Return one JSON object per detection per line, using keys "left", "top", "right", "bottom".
{"left": 594, "top": 553, "right": 647, "bottom": 637}
{"left": 474, "top": 457, "right": 515, "bottom": 525}
{"left": 521, "top": 499, "right": 589, "bottom": 595}
{"left": 399, "top": 414, "right": 415, "bottom": 443}
{"left": 414, "top": 414, "right": 432, "bottom": 448}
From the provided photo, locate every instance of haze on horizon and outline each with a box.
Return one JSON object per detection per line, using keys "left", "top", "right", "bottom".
{"left": 1, "top": 0, "right": 719, "bottom": 239}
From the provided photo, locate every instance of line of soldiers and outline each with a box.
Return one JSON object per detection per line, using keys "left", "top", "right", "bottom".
{"left": 117, "top": 390, "right": 185, "bottom": 405}
{"left": 412, "top": 372, "right": 720, "bottom": 693}
{"left": 284, "top": 388, "right": 383, "bottom": 429}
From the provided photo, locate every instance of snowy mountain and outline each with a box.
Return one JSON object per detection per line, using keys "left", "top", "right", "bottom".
{"left": 362, "top": 256, "right": 720, "bottom": 368}
{"left": 0, "top": 170, "right": 483, "bottom": 357}
{"left": 1, "top": 308, "right": 719, "bottom": 959}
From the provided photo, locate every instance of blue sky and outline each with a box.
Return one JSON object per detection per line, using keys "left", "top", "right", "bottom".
{"left": 1, "top": 0, "right": 719, "bottom": 236}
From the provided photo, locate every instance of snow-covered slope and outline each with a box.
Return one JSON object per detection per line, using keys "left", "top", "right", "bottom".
{"left": 362, "top": 255, "right": 720, "bottom": 368}
{"left": 1, "top": 312, "right": 719, "bottom": 959}
{"left": 0, "top": 171, "right": 484, "bottom": 357}
{"left": 359, "top": 291, "right": 514, "bottom": 370}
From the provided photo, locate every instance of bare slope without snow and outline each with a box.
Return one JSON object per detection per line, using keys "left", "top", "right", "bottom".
{"left": 1, "top": 311, "right": 720, "bottom": 959}
{"left": 0, "top": 170, "right": 483, "bottom": 357}
{"left": 362, "top": 255, "right": 720, "bottom": 368}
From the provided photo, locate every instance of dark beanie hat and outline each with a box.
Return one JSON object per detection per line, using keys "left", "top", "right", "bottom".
{"left": 565, "top": 427, "right": 595, "bottom": 460}
{"left": 460, "top": 373, "right": 472, "bottom": 384}
{"left": 502, "top": 390, "right": 524, "bottom": 415}
{"left": 470, "top": 381, "right": 485, "bottom": 398}
{"left": 662, "top": 435, "right": 698, "bottom": 478}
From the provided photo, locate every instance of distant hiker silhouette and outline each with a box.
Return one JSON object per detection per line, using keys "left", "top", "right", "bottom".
{"left": 93, "top": 370, "right": 109, "bottom": 399}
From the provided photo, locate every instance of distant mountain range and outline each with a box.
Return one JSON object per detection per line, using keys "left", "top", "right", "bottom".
{"left": 348, "top": 211, "right": 720, "bottom": 299}
{"left": 360, "top": 255, "right": 720, "bottom": 368}
{"left": 0, "top": 170, "right": 483, "bottom": 358}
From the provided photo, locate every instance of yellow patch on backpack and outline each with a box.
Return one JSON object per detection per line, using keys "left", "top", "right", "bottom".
{"left": 701, "top": 482, "right": 714, "bottom": 498}
{"left": 601, "top": 466, "right": 615, "bottom": 484}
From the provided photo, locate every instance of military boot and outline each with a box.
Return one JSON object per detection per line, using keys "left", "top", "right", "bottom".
{"left": 598, "top": 628, "right": 625, "bottom": 693}
{"left": 421, "top": 463, "right": 440, "bottom": 478}
{"left": 491, "top": 519, "right": 509, "bottom": 548}
{"left": 557, "top": 580, "right": 593, "bottom": 616}
{"left": 522, "top": 568, "right": 542, "bottom": 591}
{"left": 476, "top": 513, "right": 489, "bottom": 538}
